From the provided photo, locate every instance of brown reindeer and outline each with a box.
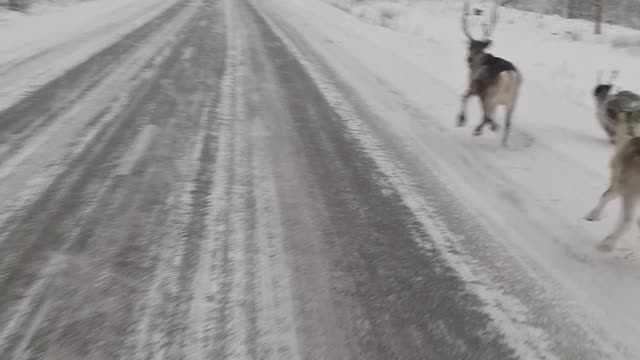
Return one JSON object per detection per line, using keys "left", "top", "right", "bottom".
{"left": 457, "top": 1, "right": 521, "bottom": 147}
{"left": 585, "top": 105, "right": 640, "bottom": 252}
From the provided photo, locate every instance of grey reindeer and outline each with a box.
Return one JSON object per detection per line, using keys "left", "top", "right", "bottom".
{"left": 592, "top": 70, "right": 640, "bottom": 144}
{"left": 585, "top": 104, "right": 640, "bottom": 252}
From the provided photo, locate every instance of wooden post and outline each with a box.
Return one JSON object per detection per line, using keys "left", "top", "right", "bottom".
{"left": 594, "top": 0, "right": 603, "bottom": 34}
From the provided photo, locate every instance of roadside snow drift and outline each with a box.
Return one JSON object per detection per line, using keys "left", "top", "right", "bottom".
{"left": 0, "top": 0, "right": 179, "bottom": 111}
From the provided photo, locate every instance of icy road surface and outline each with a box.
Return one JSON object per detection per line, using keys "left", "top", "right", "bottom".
{"left": 0, "top": 0, "right": 638, "bottom": 359}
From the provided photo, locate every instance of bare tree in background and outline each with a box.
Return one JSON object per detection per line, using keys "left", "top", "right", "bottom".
{"left": 566, "top": 0, "right": 577, "bottom": 18}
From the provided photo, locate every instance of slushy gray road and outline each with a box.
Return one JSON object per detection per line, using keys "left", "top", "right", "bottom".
{"left": 0, "top": 0, "right": 518, "bottom": 358}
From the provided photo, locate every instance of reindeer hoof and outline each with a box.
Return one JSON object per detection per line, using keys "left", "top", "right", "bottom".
{"left": 490, "top": 122, "right": 500, "bottom": 132}
{"left": 584, "top": 210, "right": 602, "bottom": 222}
{"left": 473, "top": 128, "right": 482, "bottom": 136}
{"left": 596, "top": 240, "right": 615, "bottom": 252}
{"left": 457, "top": 114, "right": 466, "bottom": 127}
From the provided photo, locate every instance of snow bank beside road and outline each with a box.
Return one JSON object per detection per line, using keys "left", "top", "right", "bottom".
{"left": 0, "top": 0, "right": 178, "bottom": 111}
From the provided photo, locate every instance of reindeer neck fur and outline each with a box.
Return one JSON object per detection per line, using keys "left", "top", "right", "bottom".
{"left": 615, "top": 125, "right": 633, "bottom": 153}
{"left": 614, "top": 111, "right": 640, "bottom": 152}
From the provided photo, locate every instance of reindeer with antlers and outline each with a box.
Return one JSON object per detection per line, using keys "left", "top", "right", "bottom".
{"left": 593, "top": 70, "right": 640, "bottom": 144}
{"left": 457, "top": 1, "right": 521, "bottom": 147}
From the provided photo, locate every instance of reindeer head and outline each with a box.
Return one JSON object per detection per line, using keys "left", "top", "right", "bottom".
{"left": 462, "top": 1, "right": 498, "bottom": 65}
{"left": 593, "top": 84, "right": 613, "bottom": 103}
{"left": 593, "top": 70, "right": 619, "bottom": 105}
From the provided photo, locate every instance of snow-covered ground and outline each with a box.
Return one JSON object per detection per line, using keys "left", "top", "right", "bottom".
{"left": 0, "top": 0, "right": 178, "bottom": 111}
{"left": 254, "top": 0, "right": 640, "bottom": 357}
{"left": 1, "top": 0, "right": 96, "bottom": 17}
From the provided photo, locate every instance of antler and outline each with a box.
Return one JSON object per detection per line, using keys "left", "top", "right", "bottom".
{"left": 596, "top": 69, "right": 621, "bottom": 85}
{"left": 461, "top": 2, "right": 474, "bottom": 41}
{"left": 609, "top": 70, "right": 620, "bottom": 83}
{"left": 482, "top": 1, "right": 499, "bottom": 40}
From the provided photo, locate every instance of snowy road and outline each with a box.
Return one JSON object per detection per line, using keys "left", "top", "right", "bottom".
{"left": 0, "top": 0, "right": 516, "bottom": 358}
{"left": 0, "top": 0, "right": 637, "bottom": 359}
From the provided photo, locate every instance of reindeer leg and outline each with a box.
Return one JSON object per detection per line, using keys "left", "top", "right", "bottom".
{"left": 474, "top": 101, "right": 495, "bottom": 136}
{"left": 488, "top": 101, "right": 500, "bottom": 133}
{"left": 585, "top": 187, "right": 616, "bottom": 221}
{"left": 457, "top": 91, "right": 472, "bottom": 127}
{"left": 598, "top": 194, "right": 636, "bottom": 252}
{"left": 490, "top": 119, "right": 501, "bottom": 132}
{"left": 490, "top": 110, "right": 501, "bottom": 133}
{"left": 501, "top": 107, "right": 513, "bottom": 146}
{"left": 473, "top": 119, "right": 489, "bottom": 136}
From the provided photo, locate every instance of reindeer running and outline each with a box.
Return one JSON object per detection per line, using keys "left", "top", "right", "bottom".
{"left": 585, "top": 103, "right": 640, "bottom": 252}
{"left": 457, "top": 1, "right": 522, "bottom": 147}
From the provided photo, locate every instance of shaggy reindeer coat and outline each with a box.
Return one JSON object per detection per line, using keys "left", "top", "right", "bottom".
{"left": 585, "top": 108, "right": 640, "bottom": 251}
{"left": 594, "top": 85, "right": 640, "bottom": 142}
{"left": 468, "top": 53, "right": 517, "bottom": 100}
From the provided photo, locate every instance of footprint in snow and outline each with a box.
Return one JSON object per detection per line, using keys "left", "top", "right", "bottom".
{"left": 503, "top": 129, "right": 535, "bottom": 151}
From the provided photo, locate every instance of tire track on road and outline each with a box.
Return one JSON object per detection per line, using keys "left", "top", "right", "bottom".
{"left": 0, "top": 2, "right": 209, "bottom": 358}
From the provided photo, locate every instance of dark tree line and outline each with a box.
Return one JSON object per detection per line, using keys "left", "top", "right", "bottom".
{"left": 5, "top": 0, "right": 28, "bottom": 11}
{"left": 506, "top": 0, "right": 640, "bottom": 33}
